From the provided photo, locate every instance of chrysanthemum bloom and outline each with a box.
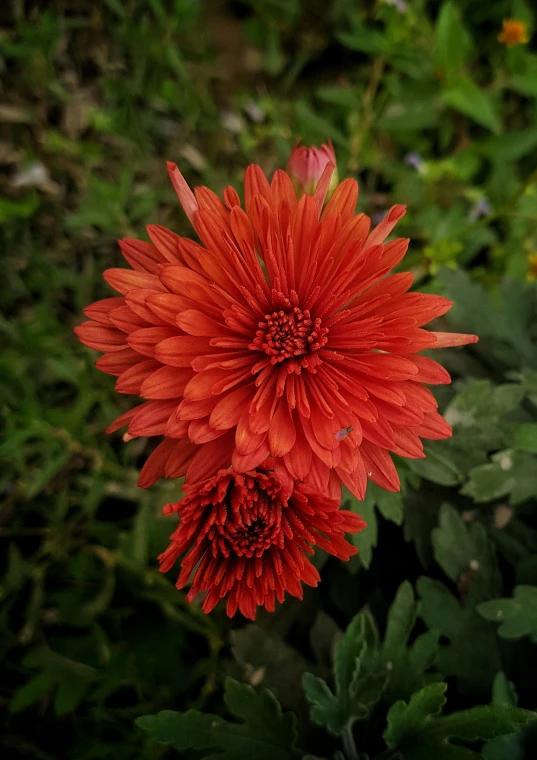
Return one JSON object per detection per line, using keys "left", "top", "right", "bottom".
{"left": 287, "top": 140, "right": 338, "bottom": 195}
{"left": 75, "top": 153, "right": 477, "bottom": 501}
{"left": 158, "top": 468, "right": 365, "bottom": 619}
{"left": 498, "top": 19, "right": 529, "bottom": 47}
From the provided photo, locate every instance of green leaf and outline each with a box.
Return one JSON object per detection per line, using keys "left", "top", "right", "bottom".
{"left": 513, "top": 423, "right": 537, "bottom": 453}
{"left": 383, "top": 682, "right": 535, "bottom": 760}
{"left": 417, "top": 577, "right": 501, "bottom": 691}
{"left": 344, "top": 484, "right": 403, "bottom": 569}
{"left": 443, "top": 78, "right": 501, "bottom": 133}
{"left": 303, "top": 614, "right": 387, "bottom": 735}
{"left": 407, "top": 446, "right": 462, "bottom": 486}
{"left": 483, "top": 676, "right": 524, "bottom": 760}
{"left": 345, "top": 487, "right": 377, "bottom": 568}
{"left": 491, "top": 673, "right": 518, "bottom": 707}
{"left": 481, "top": 130, "right": 537, "bottom": 161}
{"left": 10, "top": 672, "right": 51, "bottom": 713}
{"left": 378, "top": 96, "right": 442, "bottom": 131}
{"left": 434, "top": 2, "right": 468, "bottom": 80}
{"left": 381, "top": 582, "right": 440, "bottom": 704}
{"left": 231, "top": 624, "right": 310, "bottom": 713}
{"left": 478, "top": 586, "right": 537, "bottom": 643}
{"left": 136, "top": 677, "right": 299, "bottom": 760}
{"left": 509, "top": 73, "right": 537, "bottom": 97}
{"left": 463, "top": 450, "right": 537, "bottom": 505}
{"left": 432, "top": 504, "right": 501, "bottom": 601}
{"left": 337, "top": 28, "right": 388, "bottom": 55}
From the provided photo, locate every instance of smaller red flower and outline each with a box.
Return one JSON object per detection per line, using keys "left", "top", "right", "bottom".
{"left": 159, "top": 468, "right": 365, "bottom": 619}
{"left": 287, "top": 140, "right": 337, "bottom": 196}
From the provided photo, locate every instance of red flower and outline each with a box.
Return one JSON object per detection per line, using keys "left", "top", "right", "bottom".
{"left": 287, "top": 140, "right": 337, "bottom": 195}
{"left": 75, "top": 155, "right": 477, "bottom": 501}
{"left": 158, "top": 468, "right": 365, "bottom": 619}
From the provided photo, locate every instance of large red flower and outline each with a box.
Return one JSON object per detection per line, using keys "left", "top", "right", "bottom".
{"left": 158, "top": 468, "right": 365, "bottom": 619}
{"left": 75, "top": 155, "right": 477, "bottom": 500}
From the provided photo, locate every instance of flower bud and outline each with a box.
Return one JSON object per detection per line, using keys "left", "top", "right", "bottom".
{"left": 287, "top": 141, "right": 338, "bottom": 196}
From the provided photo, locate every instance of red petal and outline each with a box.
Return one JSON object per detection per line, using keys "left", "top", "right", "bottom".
{"left": 185, "top": 430, "right": 235, "bottom": 483}
{"left": 210, "top": 385, "right": 255, "bottom": 430}
{"left": 430, "top": 331, "right": 479, "bottom": 348}
{"left": 269, "top": 401, "right": 296, "bottom": 457}
{"left": 176, "top": 310, "right": 227, "bottom": 336}
{"left": 75, "top": 322, "right": 126, "bottom": 352}
{"left": 361, "top": 441, "right": 400, "bottom": 492}
{"left": 165, "top": 439, "right": 198, "bottom": 478}
{"left": 96, "top": 347, "right": 140, "bottom": 376}
{"left": 313, "top": 161, "right": 336, "bottom": 215}
{"left": 365, "top": 204, "right": 406, "bottom": 247}
{"left": 119, "top": 239, "right": 163, "bottom": 273}
{"left": 128, "top": 399, "right": 179, "bottom": 437}
{"left": 154, "top": 336, "right": 211, "bottom": 367}
{"left": 104, "top": 268, "right": 165, "bottom": 294}
{"left": 167, "top": 162, "right": 199, "bottom": 225}
{"left": 414, "top": 412, "right": 452, "bottom": 440}
{"left": 127, "top": 326, "right": 180, "bottom": 358}
{"left": 116, "top": 359, "right": 160, "bottom": 394}
{"left": 84, "top": 297, "right": 124, "bottom": 324}
{"left": 403, "top": 354, "right": 451, "bottom": 384}
{"left": 147, "top": 224, "right": 184, "bottom": 263}
{"left": 321, "top": 178, "right": 358, "bottom": 222}
{"left": 189, "top": 417, "right": 227, "bottom": 444}
{"left": 138, "top": 438, "right": 179, "bottom": 488}
{"left": 351, "top": 354, "right": 418, "bottom": 381}
{"left": 140, "top": 365, "right": 193, "bottom": 399}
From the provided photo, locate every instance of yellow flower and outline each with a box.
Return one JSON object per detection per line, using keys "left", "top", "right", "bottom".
{"left": 498, "top": 19, "right": 529, "bottom": 47}
{"left": 527, "top": 254, "right": 537, "bottom": 281}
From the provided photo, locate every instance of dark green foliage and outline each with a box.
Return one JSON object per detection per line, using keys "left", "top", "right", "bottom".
{"left": 3, "top": 1, "right": 537, "bottom": 759}
{"left": 137, "top": 677, "right": 300, "bottom": 759}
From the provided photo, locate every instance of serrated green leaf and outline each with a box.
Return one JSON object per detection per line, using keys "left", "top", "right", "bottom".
{"left": 482, "top": 673, "right": 525, "bottom": 760}
{"left": 463, "top": 450, "right": 537, "bottom": 505}
{"left": 137, "top": 677, "right": 299, "bottom": 760}
{"left": 417, "top": 577, "right": 501, "bottom": 691}
{"left": 381, "top": 582, "right": 440, "bottom": 704}
{"left": 432, "top": 504, "right": 501, "bottom": 600}
{"left": 407, "top": 446, "right": 462, "bottom": 486}
{"left": 478, "top": 586, "right": 537, "bottom": 643}
{"left": 383, "top": 582, "right": 416, "bottom": 661}
{"left": 443, "top": 78, "right": 501, "bottom": 133}
{"left": 303, "top": 613, "right": 386, "bottom": 735}
{"left": 383, "top": 682, "right": 535, "bottom": 760}
{"left": 302, "top": 673, "right": 346, "bottom": 735}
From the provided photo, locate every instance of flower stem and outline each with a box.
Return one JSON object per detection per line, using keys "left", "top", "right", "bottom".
{"left": 342, "top": 723, "right": 359, "bottom": 760}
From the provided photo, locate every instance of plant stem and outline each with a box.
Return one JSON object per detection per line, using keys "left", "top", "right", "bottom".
{"left": 342, "top": 723, "right": 359, "bottom": 760}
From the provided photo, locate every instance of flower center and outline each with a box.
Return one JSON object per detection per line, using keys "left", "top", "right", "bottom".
{"left": 207, "top": 489, "right": 285, "bottom": 559}
{"left": 250, "top": 306, "right": 328, "bottom": 364}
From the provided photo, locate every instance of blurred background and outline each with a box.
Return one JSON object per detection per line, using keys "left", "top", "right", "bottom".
{"left": 2, "top": 1, "right": 537, "bottom": 758}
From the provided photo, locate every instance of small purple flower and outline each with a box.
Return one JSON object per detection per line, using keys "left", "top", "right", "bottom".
{"left": 469, "top": 198, "right": 491, "bottom": 222}
{"left": 404, "top": 152, "right": 424, "bottom": 171}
